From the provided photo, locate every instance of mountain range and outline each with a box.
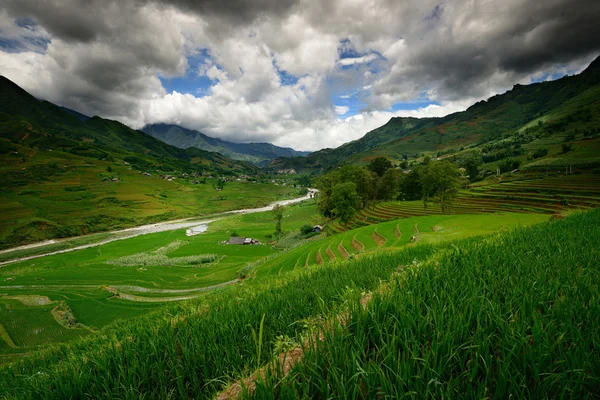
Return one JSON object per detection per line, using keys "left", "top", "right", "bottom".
{"left": 142, "top": 123, "right": 310, "bottom": 166}
{"left": 271, "top": 56, "right": 600, "bottom": 174}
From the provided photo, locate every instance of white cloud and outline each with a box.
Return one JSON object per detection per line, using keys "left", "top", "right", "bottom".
{"left": 1, "top": 0, "right": 598, "bottom": 153}
{"left": 334, "top": 105, "right": 349, "bottom": 115}
{"left": 337, "top": 53, "right": 378, "bottom": 66}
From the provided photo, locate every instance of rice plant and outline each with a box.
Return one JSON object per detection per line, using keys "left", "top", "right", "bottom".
{"left": 1, "top": 209, "right": 598, "bottom": 399}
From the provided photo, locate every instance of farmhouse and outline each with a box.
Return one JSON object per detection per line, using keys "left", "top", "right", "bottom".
{"left": 313, "top": 225, "right": 323, "bottom": 233}
{"left": 227, "top": 237, "right": 261, "bottom": 245}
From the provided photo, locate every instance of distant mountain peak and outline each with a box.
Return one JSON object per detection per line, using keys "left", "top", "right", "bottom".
{"left": 142, "top": 123, "right": 310, "bottom": 166}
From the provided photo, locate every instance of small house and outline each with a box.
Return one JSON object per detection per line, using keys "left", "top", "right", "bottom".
{"left": 313, "top": 225, "right": 323, "bottom": 233}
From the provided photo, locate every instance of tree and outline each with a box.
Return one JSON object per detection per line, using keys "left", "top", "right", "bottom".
{"left": 330, "top": 182, "right": 360, "bottom": 225}
{"left": 316, "top": 165, "right": 374, "bottom": 215}
{"left": 377, "top": 168, "right": 399, "bottom": 200}
{"left": 368, "top": 157, "right": 393, "bottom": 177}
{"left": 272, "top": 204, "right": 284, "bottom": 237}
{"left": 461, "top": 150, "right": 482, "bottom": 181}
{"left": 420, "top": 161, "right": 461, "bottom": 214}
{"left": 399, "top": 169, "right": 422, "bottom": 201}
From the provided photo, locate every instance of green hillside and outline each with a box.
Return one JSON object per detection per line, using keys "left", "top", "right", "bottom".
{"left": 0, "top": 77, "right": 303, "bottom": 249}
{"left": 143, "top": 123, "right": 310, "bottom": 166}
{"left": 272, "top": 56, "right": 600, "bottom": 173}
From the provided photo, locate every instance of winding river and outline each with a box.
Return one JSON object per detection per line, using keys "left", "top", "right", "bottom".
{"left": 0, "top": 189, "right": 317, "bottom": 267}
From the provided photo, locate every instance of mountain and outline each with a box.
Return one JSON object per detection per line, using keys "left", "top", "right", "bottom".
{"left": 59, "top": 106, "right": 91, "bottom": 121}
{"left": 142, "top": 123, "right": 310, "bottom": 166}
{"left": 272, "top": 56, "right": 600, "bottom": 174}
{"left": 0, "top": 76, "right": 255, "bottom": 179}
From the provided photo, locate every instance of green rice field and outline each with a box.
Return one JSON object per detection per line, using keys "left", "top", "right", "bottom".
{"left": 0, "top": 207, "right": 598, "bottom": 399}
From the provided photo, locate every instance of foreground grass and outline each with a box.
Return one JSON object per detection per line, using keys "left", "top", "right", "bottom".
{"left": 1, "top": 210, "right": 599, "bottom": 398}
{"left": 250, "top": 210, "right": 600, "bottom": 399}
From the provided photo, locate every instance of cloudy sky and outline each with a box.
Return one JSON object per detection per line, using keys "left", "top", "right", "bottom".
{"left": 1, "top": 0, "right": 599, "bottom": 151}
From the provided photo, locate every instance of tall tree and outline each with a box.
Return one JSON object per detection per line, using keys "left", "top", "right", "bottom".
{"left": 420, "top": 161, "right": 461, "bottom": 214}
{"left": 330, "top": 182, "right": 360, "bottom": 225}
{"left": 368, "top": 157, "right": 393, "bottom": 177}
{"left": 272, "top": 204, "right": 284, "bottom": 237}
{"left": 377, "top": 168, "right": 400, "bottom": 200}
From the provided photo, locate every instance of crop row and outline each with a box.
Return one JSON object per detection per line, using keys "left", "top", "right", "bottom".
{"left": 244, "top": 209, "right": 600, "bottom": 398}
{"left": 0, "top": 235, "right": 442, "bottom": 399}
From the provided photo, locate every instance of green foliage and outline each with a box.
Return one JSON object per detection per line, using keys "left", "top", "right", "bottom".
{"left": 330, "top": 182, "right": 361, "bottom": 225}
{"left": 376, "top": 168, "right": 400, "bottom": 200}
{"left": 108, "top": 253, "right": 218, "bottom": 267}
{"left": 398, "top": 169, "right": 422, "bottom": 200}
{"left": 531, "top": 147, "right": 549, "bottom": 159}
{"left": 420, "top": 160, "right": 462, "bottom": 214}
{"left": 272, "top": 204, "right": 284, "bottom": 236}
{"left": 498, "top": 158, "right": 521, "bottom": 173}
{"left": 316, "top": 165, "right": 374, "bottom": 216}
{"left": 300, "top": 224, "right": 314, "bottom": 235}
{"left": 367, "top": 157, "right": 393, "bottom": 177}
{"left": 1, "top": 210, "right": 598, "bottom": 398}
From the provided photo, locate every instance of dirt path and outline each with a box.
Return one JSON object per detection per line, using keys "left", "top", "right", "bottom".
{"left": 0, "top": 190, "right": 317, "bottom": 267}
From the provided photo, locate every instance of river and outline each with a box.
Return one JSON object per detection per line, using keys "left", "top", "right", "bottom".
{"left": 0, "top": 189, "right": 318, "bottom": 266}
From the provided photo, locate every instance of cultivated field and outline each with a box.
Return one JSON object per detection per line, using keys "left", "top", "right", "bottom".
{"left": 330, "top": 173, "right": 600, "bottom": 232}
{"left": 0, "top": 200, "right": 323, "bottom": 361}
{"left": 0, "top": 209, "right": 598, "bottom": 399}
{"left": 0, "top": 150, "right": 301, "bottom": 249}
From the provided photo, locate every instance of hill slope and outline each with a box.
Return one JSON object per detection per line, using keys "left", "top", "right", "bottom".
{"left": 0, "top": 77, "right": 304, "bottom": 248}
{"left": 0, "top": 76, "right": 255, "bottom": 174}
{"left": 143, "top": 123, "right": 310, "bottom": 166}
{"left": 272, "top": 56, "right": 600, "bottom": 173}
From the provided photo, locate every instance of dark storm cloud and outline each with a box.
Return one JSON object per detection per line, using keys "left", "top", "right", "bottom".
{"left": 3, "top": 0, "right": 110, "bottom": 43}
{"left": 496, "top": 0, "right": 600, "bottom": 73}
{"left": 370, "top": 0, "right": 600, "bottom": 105}
{"left": 154, "top": 0, "right": 299, "bottom": 23}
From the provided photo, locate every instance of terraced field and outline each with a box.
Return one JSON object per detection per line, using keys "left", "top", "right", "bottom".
{"left": 252, "top": 213, "right": 548, "bottom": 275}
{"left": 0, "top": 200, "right": 323, "bottom": 361}
{"left": 330, "top": 173, "right": 600, "bottom": 232}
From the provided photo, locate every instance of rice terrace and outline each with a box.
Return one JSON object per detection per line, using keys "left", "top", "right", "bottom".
{"left": 2, "top": 1, "right": 600, "bottom": 399}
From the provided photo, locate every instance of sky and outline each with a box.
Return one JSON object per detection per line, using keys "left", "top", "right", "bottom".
{"left": 0, "top": 0, "right": 599, "bottom": 151}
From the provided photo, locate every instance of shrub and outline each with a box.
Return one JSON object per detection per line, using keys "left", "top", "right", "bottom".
{"left": 300, "top": 224, "right": 314, "bottom": 235}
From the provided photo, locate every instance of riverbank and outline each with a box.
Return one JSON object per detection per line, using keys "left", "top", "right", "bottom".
{"left": 0, "top": 189, "right": 317, "bottom": 266}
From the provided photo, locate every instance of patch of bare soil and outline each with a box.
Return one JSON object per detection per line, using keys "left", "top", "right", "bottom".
{"left": 325, "top": 245, "right": 336, "bottom": 261}
{"left": 371, "top": 230, "right": 387, "bottom": 247}
{"left": 351, "top": 235, "right": 365, "bottom": 252}
{"left": 315, "top": 250, "right": 324, "bottom": 265}
{"left": 337, "top": 241, "right": 349, "bottom": 260}
{"left": 394, "top": 225, "right": 402, "bottom": 239}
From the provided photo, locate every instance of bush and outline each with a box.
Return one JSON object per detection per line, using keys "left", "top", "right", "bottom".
{"left": 300, "top": 224, "right": 314, "bottom": 235}
{"left": 531, "top": 148, "right": 548, "bottom": 159}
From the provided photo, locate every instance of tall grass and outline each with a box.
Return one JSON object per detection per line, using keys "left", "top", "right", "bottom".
{"left": 1, "top": 210, "right": 598, "bottom": 399}
{"left": 0, "top": 241, "right": 439, "bottom": 399}
{"left": 250, "top": 210, "right": 600, "bottom": 399}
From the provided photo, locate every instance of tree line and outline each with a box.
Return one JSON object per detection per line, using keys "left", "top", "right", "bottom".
{"left": 316, "top": 157, "right": 463, "bottom": 224}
